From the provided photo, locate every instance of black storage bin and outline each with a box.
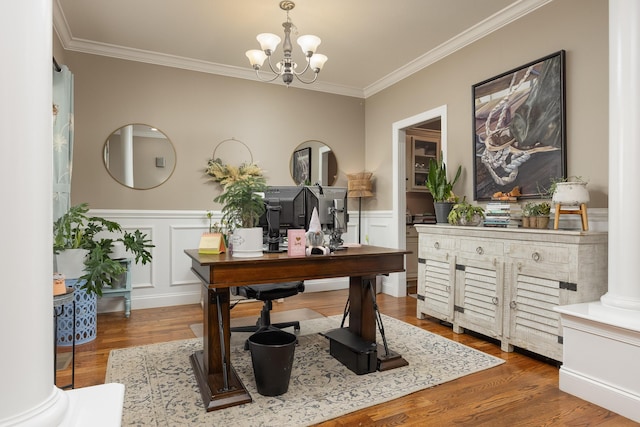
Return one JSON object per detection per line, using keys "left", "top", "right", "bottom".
{"left": 323, "top": 328, "right": 377, "bottom": 375}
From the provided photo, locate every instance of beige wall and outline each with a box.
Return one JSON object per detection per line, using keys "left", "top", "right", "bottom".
{"left": 365, "top": 0, "right": 608, "bottom": 210}
{"left": 63, "top": 53, "right": 365, "bottom": 210}
{"left": 60, "top": 0, "right": 608, "bottom": 212}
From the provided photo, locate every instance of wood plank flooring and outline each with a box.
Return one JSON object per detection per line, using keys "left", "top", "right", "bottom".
{"left": 55, "top": 289, "right": 636, "bottom": 426}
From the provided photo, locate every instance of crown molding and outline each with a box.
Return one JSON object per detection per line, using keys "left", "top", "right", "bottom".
{"left": 363, "top": 0, "right": 553, "bottom": 98}
{"left": 53, "top": 0, "right": 551, "bottom": 100}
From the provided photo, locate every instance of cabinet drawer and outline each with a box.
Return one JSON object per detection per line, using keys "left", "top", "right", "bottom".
{"left": 508, "top": 243, "right": 570, "bottom": 266}
{"left": 459, "top": 239, "right": 503, "bottom": 257}
{"left": 420, "top": 235, "right": 456, "bottom": 254}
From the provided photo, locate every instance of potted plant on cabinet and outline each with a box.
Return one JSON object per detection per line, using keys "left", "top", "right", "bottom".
{"left": 522, "top": 201, "right": 551, "bottom": 229}
{"left": 210, "top": 160, "right": 267, "bottom": 257}
{"left": 447, "top": 199, "right": 485, "bottom": 226}
{"left": 53, "top": 203, "right": 154, "bottom": 343}
{"left": 425, "top": 154, "right": 462, "bottom": 223}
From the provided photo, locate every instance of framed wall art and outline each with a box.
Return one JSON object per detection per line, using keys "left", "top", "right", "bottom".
{"left": 472, "top": 50, "right": 567, "bottom": 200}
{"left": 292, "top": 146, "right": 311, "bottom": 185}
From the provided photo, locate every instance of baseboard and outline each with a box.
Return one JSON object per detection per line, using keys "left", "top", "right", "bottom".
{"left": 560, "top": 367, "right": 640, "bottom": 422}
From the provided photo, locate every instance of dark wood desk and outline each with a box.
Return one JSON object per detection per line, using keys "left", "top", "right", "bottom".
{"left": 185, "top": 245, "right": 408, "bottom": 412}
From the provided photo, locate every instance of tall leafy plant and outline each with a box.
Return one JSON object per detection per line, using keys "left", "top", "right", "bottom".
{"left": 214, "top": 175, "right": 267, "bottom": 230}
{"left": 425, "top": 154, "right": 462, "bottom": 202}
{"left": 53, "top": 203, "right": 154, "bottom": 296}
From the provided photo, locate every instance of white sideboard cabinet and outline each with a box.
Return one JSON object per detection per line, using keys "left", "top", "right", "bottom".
{"left": 415, "top": 225, "right": 608, "bottom": 361}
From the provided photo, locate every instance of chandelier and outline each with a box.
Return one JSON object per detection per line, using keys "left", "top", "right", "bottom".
{"left": 245, "top": 1, "right": 328, "bottom": 87}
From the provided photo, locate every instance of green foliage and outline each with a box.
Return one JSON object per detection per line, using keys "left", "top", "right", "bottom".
{"left": 425, "top": 153, "right": 462, "bottom": 202}
{"left": 214, "top": 175, "right": 267, "bottom": 229}
{"left": 447, "top": 200, "right": 485, "bottom": 225}
{"left": 53, "top": 203, "right": 154, "bottom": 296}
{"left": 523, "top": 201, "right": 551, "bottom": 217}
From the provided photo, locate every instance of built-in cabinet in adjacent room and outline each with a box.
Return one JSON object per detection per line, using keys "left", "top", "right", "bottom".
{"left": 405, "top": 124, "right": 441, "bottom": 293}
{"left": 406, "top": 128, "right": 440, "bottom": 192}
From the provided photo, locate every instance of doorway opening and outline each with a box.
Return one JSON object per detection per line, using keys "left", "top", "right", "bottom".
{"left": 390, "top": 105, "right": 447, "bottom": 297}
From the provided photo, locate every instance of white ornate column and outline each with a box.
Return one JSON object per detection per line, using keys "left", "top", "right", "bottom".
{"left": 0, "top": 1, "right": 69, "bottom": 425}
{"left": 0, "top": 1, "right": 124, "bottom": 425}
{"left": 555, "top": 0, "right": 640, "bottom": 422}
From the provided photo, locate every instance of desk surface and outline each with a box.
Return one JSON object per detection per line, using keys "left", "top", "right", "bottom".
{"left": 185, "top": 245, "right": 409, "bottom": 288}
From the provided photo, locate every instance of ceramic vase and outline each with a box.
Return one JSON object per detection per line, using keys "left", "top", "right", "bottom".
{"left": 230, "top": 227, "right": 264, "bottom": 258}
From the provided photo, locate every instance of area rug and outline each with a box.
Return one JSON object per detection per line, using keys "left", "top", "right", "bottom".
{"left": 106, "top": 315, "right": 504, "bottom": 426}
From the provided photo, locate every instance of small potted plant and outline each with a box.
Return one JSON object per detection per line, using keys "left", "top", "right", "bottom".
{"left": 447, "top": 200, "right": 485, "bottom": 226}
{"left": 210, "top": 160, "right": 267, "bottom": 257}
{"left": 522, "top": 201, "right": 551, "bottom": 229}
{"left": 425, "top": 153, "right": 462, "bottom": 223}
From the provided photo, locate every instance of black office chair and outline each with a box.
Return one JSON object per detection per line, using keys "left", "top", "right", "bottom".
{"left": 231, "top": 281, "right": 305, "bottom": 345}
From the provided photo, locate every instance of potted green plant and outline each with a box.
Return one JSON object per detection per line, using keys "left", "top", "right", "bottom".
{"left": 53, "top": 203, "right": 153, "bottom": 345}
{"left": 447, "top": 200, "right": 485, "bottom": 226}
{"left": 53, "top": 203, "right": 154, "bottom": 296}
{"left": 425, "top": 153, "right": 462, "bottom": 223}
{"left": 211, "top": 161, "right": 267, "bottom": 257}
{"left": 522, "top": 201, "right": 551, "bottom": 229}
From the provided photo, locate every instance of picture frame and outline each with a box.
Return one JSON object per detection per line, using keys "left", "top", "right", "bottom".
{"left": 292, "top": 147, "right": 312, "bottom": 185}
{"left": 472, "top": 50, "right": 567, "bottom": 201}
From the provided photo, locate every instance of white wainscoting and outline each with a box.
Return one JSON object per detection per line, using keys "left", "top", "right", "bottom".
{"left": 90, "top": 208, "right": 607, "bottom": 314}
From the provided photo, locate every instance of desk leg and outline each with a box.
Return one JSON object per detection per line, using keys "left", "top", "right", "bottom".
{"left": 348, "top": 276, "right": 408, "bottom": 372}
{"left": 190, "top": 285, "right": 251, "bottom": 412}
{"left": 348, "top": 276, "right": 376, "bottom": 341}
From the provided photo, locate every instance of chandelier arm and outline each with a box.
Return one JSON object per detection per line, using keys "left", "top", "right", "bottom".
{"left": 265, "top": 55, "right": 283, "bottom": 76}
{"left": 253, "top": 69, "right": 282, "bottom": 83}
{"left": 291, "top": 58, "right": 311, "bottom": 76}
{"left": 294, "top": 71, "right": 319, "bottom": 85}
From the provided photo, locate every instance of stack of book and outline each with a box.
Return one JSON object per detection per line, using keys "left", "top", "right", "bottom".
{"left": 484, "top": 202, "right": 512, "bottom": 228}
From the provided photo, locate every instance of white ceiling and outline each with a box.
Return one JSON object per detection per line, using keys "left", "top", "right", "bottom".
{"left": 53, "top": 0, "right": 551, "bottom": 98}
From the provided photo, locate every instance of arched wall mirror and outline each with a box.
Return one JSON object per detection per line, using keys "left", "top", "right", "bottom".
{"left": 290, "top": 140, "right": 338, "bottom": 186}
{"left": 103, "top": 124, "right": 176, "bottom": 190}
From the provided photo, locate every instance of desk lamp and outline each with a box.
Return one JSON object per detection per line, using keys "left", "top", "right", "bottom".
{"left": 347, "top": 172, "right": 374, "bottom": 244}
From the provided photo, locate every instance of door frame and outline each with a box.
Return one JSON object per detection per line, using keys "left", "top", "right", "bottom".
{"left": 389, "top": 105, "right": 447, "bottom": 297}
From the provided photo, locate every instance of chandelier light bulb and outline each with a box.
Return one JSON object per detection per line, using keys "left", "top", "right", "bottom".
{"left": 245, "top": 49, "right": 268, "bottom": 68}
{"left": 297, "top": 35, "right": 321, "bottom": 56}
{"left": 309, "top": 54, "right": 328, "bottom": 71}
{"left": 256, "top": 33, "right": 281, "bottom": 54}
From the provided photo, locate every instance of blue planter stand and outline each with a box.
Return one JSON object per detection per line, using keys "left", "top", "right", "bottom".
{"left": 56, "top": 279, "right": 97, "bottom": 346}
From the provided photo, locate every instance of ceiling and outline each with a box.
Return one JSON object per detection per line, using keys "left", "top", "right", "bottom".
{"left": 53, "top": 0, "right": 551, "bottom": 98}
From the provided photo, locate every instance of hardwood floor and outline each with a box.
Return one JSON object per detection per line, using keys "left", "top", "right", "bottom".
{"left": 56, "top": 289, "right": 636, "bottom": 426}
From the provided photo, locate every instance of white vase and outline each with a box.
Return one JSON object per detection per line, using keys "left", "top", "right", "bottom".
{"left": 552, "top": 182, "right": 590, "bottom": 206}
{"left": 54, "top": 248, "right": 89, "bottom": 279}
{"left": 230, "top": 227, "right": 264, "bottom": 258}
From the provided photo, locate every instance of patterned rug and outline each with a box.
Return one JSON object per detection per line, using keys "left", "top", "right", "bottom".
{"left": 106, "top": 315, "right": 504, "bottom": 426}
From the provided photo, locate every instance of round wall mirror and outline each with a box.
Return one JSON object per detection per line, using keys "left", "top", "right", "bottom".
{"left": 103, "top": 124, "right": 176, "bottom": 190}
{"left": 290, "top": 140, "right": 338, "bottom": 186}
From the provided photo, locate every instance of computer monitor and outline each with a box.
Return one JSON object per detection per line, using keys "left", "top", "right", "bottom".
{"left": 259, "top": 186, "right": 307, "bottom": 251}
{"left": 305, "top": 185, "right": 348, "bottom": 249}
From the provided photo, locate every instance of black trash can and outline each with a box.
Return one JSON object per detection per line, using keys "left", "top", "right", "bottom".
{"left": 248, "top": 330, "right": 297, "bottom": 396}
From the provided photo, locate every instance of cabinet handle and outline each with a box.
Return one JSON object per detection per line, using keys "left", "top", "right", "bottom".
{"left": 509, "top": 301, "right": 517, "bottom": 309}
{"left": 445, "top": 285, "right": 451, "bottom": 293}
{"left": 492, "top": 296, "right": 499, "bottom": 305}
{"left": 517, "top": 262, "right": 522, "bottom": 271}
{"left": 434, "top": 241, "right": 440, "bottom": 249}
{"left": 476, "top": 246, "right": 484, "bottom": 255}
{"left": 531, "top": 252, "right": 541, "bottom": 262}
